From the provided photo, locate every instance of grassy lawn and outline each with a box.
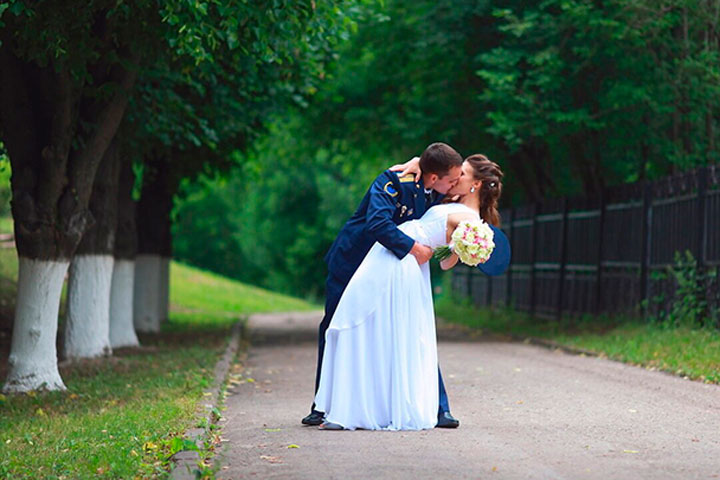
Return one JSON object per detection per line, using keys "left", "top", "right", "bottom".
{"left": 0, "top": 214, "right": 318, "bottom": 478}
{"left": 436, "top": 295, "right": 720, "bottom": 384}
{"left": 170, "top": 261, "right": 317, "bottom": 326}
{"left": 0, "top": 335, "right": 223, "bottom": 478}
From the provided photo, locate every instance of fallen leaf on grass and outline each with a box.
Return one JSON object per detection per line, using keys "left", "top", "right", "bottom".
{"left": 246, "top": 378, "right": 256, "bottom": 383}
{"left": 623, "top": 450, "right": 639, "bottom": 454}
{"left": 264, "top": 428, "right": 282, "bottom": 432}
{"left": 260, "top": 455, "right": 283, "bottom": 464}
{"left": 287, "top": 444, "right": 300, "bottom": 449}
{"left": 143, "top": 441, "right": 158, "bottom": 451}
{"left": 492, "top": 466, "right": 497, "bottom": 472}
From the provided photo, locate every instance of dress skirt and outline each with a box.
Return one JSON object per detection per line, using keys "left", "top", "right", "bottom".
{"left": 314, "top": 238, "right": 439, "bottom": 430}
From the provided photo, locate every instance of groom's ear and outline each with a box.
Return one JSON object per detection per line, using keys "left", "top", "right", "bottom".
{"left": 426, "top": 173, "right": 438, "bottom": 187}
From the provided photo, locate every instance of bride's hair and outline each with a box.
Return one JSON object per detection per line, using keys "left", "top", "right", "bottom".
{"left": 467, "top": 154, "right": 503, "bottom": 226}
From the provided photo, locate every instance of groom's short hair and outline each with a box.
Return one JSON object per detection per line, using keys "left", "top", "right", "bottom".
{"left": 419, "top": 142, "right": 463, "bottom": 177}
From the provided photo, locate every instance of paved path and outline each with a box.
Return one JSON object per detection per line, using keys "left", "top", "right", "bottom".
{"left": 218, "top": 311, "right": 720, "bottom": 479}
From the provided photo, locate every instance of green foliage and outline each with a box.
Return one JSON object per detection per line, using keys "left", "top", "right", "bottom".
{"left": 172, "top": 174, "right": 258, "bottom": 285}
{"left": 172, "top": 113, "right": 396, "bottom": 298}
{"left": 303, "top": 0, "right": 494, "bottom": 159}
{"left": 648, "top": 251, "right": 719, "bottom": 328}
{"left": 478, "top": 0, "right": 720, "bottom": 197}
{"left": 125, "top": 0, "right": 369, "bottom": 187}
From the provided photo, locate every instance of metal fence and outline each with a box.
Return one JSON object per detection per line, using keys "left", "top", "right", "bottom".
{"left": 452, "top": 165, "right": 720, "bottom": 320}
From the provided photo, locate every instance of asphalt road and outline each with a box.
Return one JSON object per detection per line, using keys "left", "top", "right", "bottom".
{"left": 218, "top": 311, "right": 720, "bottom": 480}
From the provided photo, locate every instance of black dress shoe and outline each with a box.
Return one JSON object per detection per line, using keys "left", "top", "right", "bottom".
{"left": 436, "top": 411, "right": 460, "bottom": 428}
{"left": 301, "top": 410, "right": 325, "bottom": 426}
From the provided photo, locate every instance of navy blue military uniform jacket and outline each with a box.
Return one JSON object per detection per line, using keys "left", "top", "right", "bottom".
{"left": 324, "top": 170, "right": 437, "bottom": 283}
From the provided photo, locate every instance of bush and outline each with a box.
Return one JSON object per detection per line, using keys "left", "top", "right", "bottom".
{"left": 649, "top": 251, "right": 719, "bottom": 328}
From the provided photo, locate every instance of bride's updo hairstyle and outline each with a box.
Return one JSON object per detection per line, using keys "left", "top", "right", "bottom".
{"left": 467, "top": 154, "right": 503, "bottom": 227}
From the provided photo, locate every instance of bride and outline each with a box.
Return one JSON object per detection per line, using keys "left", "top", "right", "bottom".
{"left": 314, "top": 154, "right": 504, "bottom": 430}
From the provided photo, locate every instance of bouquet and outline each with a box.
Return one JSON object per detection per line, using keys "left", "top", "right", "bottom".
{"left": 434, "top": 220, "right": 495, "bottom": 266}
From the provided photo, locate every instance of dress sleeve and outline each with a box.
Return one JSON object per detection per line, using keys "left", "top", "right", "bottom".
{"left": 366, "top": 171, "right": 416, "bottom": 259}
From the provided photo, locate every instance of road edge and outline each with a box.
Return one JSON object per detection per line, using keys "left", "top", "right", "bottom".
{"left": 169, "top": 319, "right": 244, "bottom": 480}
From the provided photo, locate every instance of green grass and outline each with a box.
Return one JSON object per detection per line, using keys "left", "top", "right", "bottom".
{"left": 0, "top": 219, "right": 318, "bottom": 479}
{"left": 170, "top": 261, "right": 317, "bottom": 322}
{"left": 0, "top": 216, "right": 12, "bottom": 236}
{"left": 0, "top": 334, "right": 222, "bottom": 478}
{"left": 436, "top": 295, "right": 720, "bottom": 384}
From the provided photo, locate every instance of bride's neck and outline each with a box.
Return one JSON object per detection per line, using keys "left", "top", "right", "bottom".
{"left": 459, "top": 194, "right": 481, "bottom": 213}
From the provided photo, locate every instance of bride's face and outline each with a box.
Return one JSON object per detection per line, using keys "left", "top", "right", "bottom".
{"left": 447, "top": 161, "right": 478, "bottom": 196}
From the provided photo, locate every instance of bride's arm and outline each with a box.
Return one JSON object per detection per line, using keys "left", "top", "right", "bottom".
{"left": 440, "top": 253, "right": 458, "bottom": 270}
{"left": 440, "top": 212, "right": 478, "bottom": 270}
{"left": 388, "top": 156, "right": 421, "bottom": 181}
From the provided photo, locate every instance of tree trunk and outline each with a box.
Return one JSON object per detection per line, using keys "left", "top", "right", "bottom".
{"left": 63, "top": 140, "right": 121, "bottom": 359}
{"left": 134, "top": 154, "right": 174, "bottom": 333}
{"left": 110, "top": 156, "right": 139, "bottom": 348}
{"left": 3, "top": 258, "right": 68, "bottom": 392}
{"left": 0, "top": 37, "right": 136, "bottom": 391}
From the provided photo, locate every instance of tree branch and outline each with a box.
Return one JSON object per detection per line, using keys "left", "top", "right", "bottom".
{"left": 68, "top": 52, "right": 140, "bottom": 209}
{"left": 37, "top": 65, "right": 76, "bottom": 217}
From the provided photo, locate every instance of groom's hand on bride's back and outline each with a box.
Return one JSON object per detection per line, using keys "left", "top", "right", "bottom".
{"left": 389, "top": 156, "right": 422, "bottom": 182}
{"left": 410, "top": 242, "right": 433, "bottom": 265}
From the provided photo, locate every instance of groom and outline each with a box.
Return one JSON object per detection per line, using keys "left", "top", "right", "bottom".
{"left": 302, "top": 142, "right": 463, "bottom": 428}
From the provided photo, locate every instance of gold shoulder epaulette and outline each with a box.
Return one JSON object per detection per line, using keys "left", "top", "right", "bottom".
{"left": 397, "top": 174, "right": 415, "bottom": 183}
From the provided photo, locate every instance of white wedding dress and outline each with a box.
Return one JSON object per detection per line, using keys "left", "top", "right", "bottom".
{"left": 314, "top": 203, "right": 478, "bottom": 430}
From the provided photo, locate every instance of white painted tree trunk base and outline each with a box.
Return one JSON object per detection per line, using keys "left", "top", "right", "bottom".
{"left": 3, "top": 258, "right": 68, "bottom": 393}
{"left": 109, "top": 259, "right": 139, "bottom": 348}
{"left": 134, "top": 254, "right": 162, "bottom": 333}
{"left": 64, "top": 255, "right": 114, "bottom": 360}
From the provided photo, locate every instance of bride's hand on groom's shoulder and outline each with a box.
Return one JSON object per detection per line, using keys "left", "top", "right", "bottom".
{"left": 389, "top": 156, "right": 422, "bottom": 182}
